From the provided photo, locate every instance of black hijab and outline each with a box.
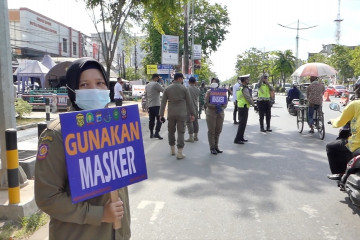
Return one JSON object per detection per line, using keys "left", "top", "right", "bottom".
{"left": 65, "top": 57, "right": 108, "bottom": 110}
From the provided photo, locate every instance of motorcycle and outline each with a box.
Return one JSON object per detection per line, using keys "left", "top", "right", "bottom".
{"left": 287, "top": 98, "right": 300, "bottom": 116}
{"left": 328, "top": 102, "right": 360, "bottom": 207}
{"left": 141, "top": 93, "right": 148, "bottom": 112}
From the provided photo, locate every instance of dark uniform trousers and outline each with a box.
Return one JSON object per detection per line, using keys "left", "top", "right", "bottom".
{"left": 168, "top": 117, "right": 186, "bottom": 148}
{"left": 148, "top": 106, "right": 162, "bottom": 133}
{"left": 257, "top": 100, "right": 271, "bottom": 128}
{"left": 233, "top": 101, "right": 238, "bottom": 122}
{"left": 235, "top": 107, "right": 249, "bottom": 141}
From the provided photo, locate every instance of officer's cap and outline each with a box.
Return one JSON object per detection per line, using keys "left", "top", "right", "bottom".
{"left": 239, "top": 74, "right": 250, "bottom": 82}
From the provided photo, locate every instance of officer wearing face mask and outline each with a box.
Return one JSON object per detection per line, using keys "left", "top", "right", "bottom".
{"left": 35, "top": 58, "right": 131, "bottom": 240}
{"left": 205, "top": 77, "right": 228, "bottom": 155}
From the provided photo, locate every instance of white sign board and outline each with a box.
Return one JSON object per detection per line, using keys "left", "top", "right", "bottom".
{"left": 193, "top": 44, "right": 202, "bottom": 60}
{"left": 132, "top": 85, "right": 146, "bottom": 97}
{"left": 161, "top": 35, "right": 179, "bottom": 65}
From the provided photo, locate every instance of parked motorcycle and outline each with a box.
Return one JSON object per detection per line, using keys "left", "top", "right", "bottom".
{"left": 328, "top": 102, "right": 360, "bottom": 207}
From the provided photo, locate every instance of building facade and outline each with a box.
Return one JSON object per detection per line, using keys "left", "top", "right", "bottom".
{"left": 9, "top": 8, "right": 95, "bottom": 60}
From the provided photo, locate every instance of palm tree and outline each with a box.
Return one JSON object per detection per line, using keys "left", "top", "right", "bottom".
{"left": 272, "top": 50, "right": 296, "bottom": 86}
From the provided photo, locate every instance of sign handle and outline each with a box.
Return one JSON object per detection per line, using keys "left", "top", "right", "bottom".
{"left": 110, "top": 191, "right": 122, "bottom": 229}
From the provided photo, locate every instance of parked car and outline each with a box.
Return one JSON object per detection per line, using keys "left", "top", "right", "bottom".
{"left": 251, "top": 83, "right": 259, "bottom": 102}
{"left": 325, "top": 85, "right": 349, "bottom": 98}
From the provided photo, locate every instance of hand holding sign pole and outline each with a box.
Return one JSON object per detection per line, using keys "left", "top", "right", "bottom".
{"left": 111, "top": 191, "right": 121, "bottom": 229}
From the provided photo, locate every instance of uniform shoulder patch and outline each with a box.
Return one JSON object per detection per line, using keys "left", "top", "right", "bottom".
{"left": 37, "top": 143, "right": 49, "bottom": 160}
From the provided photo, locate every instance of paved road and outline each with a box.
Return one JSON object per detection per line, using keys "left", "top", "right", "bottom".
{"left": 17, "top": 96, "right": 360, "bottom": 239}
{"left": 128, "top": 95, "right": 360, "bottom": 240}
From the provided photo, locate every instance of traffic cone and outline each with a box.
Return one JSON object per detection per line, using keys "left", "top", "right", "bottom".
{"left": 323, "top": 92, "right": 330, "bottom": 102}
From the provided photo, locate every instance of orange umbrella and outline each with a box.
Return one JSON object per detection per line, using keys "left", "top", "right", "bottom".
{"left": 291, "top": 62, "right": 337, "bottom": 77}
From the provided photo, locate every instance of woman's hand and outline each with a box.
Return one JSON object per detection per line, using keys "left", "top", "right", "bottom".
{"left": 102, "top": 198, "right": 124, "bottom": 223}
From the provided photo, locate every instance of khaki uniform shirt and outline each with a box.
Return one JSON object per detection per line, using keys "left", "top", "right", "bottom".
{"left": 145, "top": 81, "right": 164, "bottom": 107}
{"left": 160, "top": 81, "right": 195, "bottom": 120}
{"left": 35, "top": 118, "right": 131, "bottom": 240}
{"left": 187, "top": 85, "right": 200, "bottom": 116}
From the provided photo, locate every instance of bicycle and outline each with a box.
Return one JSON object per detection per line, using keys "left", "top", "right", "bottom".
{"left": 296, "top": 99, "right": 325, "bottom": 140}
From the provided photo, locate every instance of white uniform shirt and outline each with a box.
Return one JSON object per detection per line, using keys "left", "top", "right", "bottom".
{"left": 114, "top": 82, "right": 123, "bottom": 99}
{"left": 232, "top": 82, "right": 241, "bottom": 102}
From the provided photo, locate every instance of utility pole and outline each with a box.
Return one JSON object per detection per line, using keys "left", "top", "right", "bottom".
{"left": 183, "top": 2, "right": 190, "bottom": 74}
{"left": 191, "top": 0, "right": 195, "bottom": 75}
{"left": 334, "top": 0, "right": 343, "bottom": 45}
{"left": 0, "top": 0, "right": 16, "bottom": 186}
{"left": 278, "top": 20, "right": 317, "bottom": 69}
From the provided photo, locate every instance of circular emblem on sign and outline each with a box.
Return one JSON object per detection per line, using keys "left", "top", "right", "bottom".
{"left": 113, "top": 109, "right": 120, "bottom": 121}
{"left": 121, "top": 107, "right": 127, "bottom": 120}
{"left": 76, "top": 114, "right": 85, "bottom": 127}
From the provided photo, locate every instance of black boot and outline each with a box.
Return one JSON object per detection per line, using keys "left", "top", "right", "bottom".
{"left": 266, "top": 127, "right": 272, "bottom": 132}
{"left": 154, "top": 131, "right": 163, "bottom": 139}
{"left": 150, "top": 131, "right": 154, "bottom": 138}
{"left": 260, "top": 127, "right": 266, "bottom": 132}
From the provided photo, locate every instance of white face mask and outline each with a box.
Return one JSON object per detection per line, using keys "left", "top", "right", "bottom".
{"left": 75, "top": 89, "right": 110, "bottom": 110}
{"left": 210, "top": 82, "right": 219, "bottom": 88}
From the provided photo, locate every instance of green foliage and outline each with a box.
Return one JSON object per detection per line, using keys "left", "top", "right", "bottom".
{"left": 125, "top": 66, "right": 145, "bottom": 80}
{"left": 235, "top": 47, "right": 270, "bottom": 84}
{"left": 329, "top": 45, "right": 354, "bottom": 81}
{"left": 0, "top": 212, "right": 49, "bottom": 239}
{"left": 308, "top": 53, "right": 328, "bottom": 63}
{"left": 192, "top": 0, "right": 230, "bottom": 57}
{"left": 15, "top": 98, "right": 32, "bottom": 119}
{"left": 194, "top": 59, "right": 216, "bottom": 85}
{"left": 272, "top": 50, "right": 296, "bottom": 86}
{"left": 350, "top": 46, "right": 360, "bottom": 77}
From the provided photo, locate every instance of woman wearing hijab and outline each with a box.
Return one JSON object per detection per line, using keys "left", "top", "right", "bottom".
{"left": 205, "top": 78, "right": 228, "bottom": 155}
{"left": 34, "top": 57, "right": 131, "bottom": 240}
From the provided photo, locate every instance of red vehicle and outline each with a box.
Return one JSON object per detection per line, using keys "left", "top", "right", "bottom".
{"left": 325, "top": 85, "right": 349, "bottom": 98}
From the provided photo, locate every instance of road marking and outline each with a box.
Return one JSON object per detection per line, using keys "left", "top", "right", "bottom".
{"left": 137, "top": 200, "right": 165, "bottom": 224}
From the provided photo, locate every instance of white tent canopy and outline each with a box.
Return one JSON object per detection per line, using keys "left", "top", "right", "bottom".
{"left": 16, "top": 60, "right": 49, "bottom": 93}
{"left": 41, "top": 54, "right": 56, "bottom": 69}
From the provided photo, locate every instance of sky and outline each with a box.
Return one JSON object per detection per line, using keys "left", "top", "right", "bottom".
{"left": 7, "top": 0, "right": 360, "bottom": 80}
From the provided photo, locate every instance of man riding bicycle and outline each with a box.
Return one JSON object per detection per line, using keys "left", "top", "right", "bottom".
{"left": 306, "top": 76, "right": 325, "bottom": 133}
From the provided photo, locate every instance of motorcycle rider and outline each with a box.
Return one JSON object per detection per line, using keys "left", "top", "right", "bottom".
{"left": 327, "top": 99, "right": 360, "bottom": 180}
{"left": 286, "top": 84, "right": 302, "bottom": 109}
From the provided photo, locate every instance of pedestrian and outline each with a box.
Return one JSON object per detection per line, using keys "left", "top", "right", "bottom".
{"left": 198, "top": 81, "right": 207, "bottom": 119}
{"left": 234, "top": 74, "right": 257, "bottom": 144}
{"left": 34, "top": 57, "right": 131, "bottom": 240}
{"left": 232, "top": 77, "right": 241, "bottom": 124}
{"left": 228, "top": 84, "right": 232, "bottom": 101}
{"left": 307, "top": 76, "right": 325, "bottom": 133}
{"left": 205, "top": 77, "right": 228, "bottom": 155}
{"left": 114, "top": 77, "right": 124, "bottom": 106}
{"left": 257, "top": 73, "right": 274, "bottom": 132}
{"left": 145, "top": 73, "right": 164, "bottom": 139}
{"left": 185, "top": 77, "right": 200, "bottom": 142}
{"left": 160, "top": 73, "right": 196, "bottom": 159}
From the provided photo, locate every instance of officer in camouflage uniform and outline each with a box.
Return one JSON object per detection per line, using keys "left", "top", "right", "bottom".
{"left": 198, "top": 82, "right": 207, "bottom": 118}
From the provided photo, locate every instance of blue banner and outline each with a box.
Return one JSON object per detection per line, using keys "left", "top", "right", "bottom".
{"left": 60, "top": 105, "right": 147, "bottom": 203}
{"left": 209, "top": 88, "right": 228, "bottom": 105}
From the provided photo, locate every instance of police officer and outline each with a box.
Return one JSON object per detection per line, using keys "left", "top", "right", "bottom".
{"left": 160, "top": 73, "right": 196, "bottom": 159}
{"left": 257, "top": 73, "right": 274, "bottom": 132}
{"left": 145, "top": 73, "right": 164, "bottom": 139}
{"left": 205, "top": 78, "right": 228, "bottom": 154}
{"left": 234, "top": 74, "right": 256, "bottom": 144}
